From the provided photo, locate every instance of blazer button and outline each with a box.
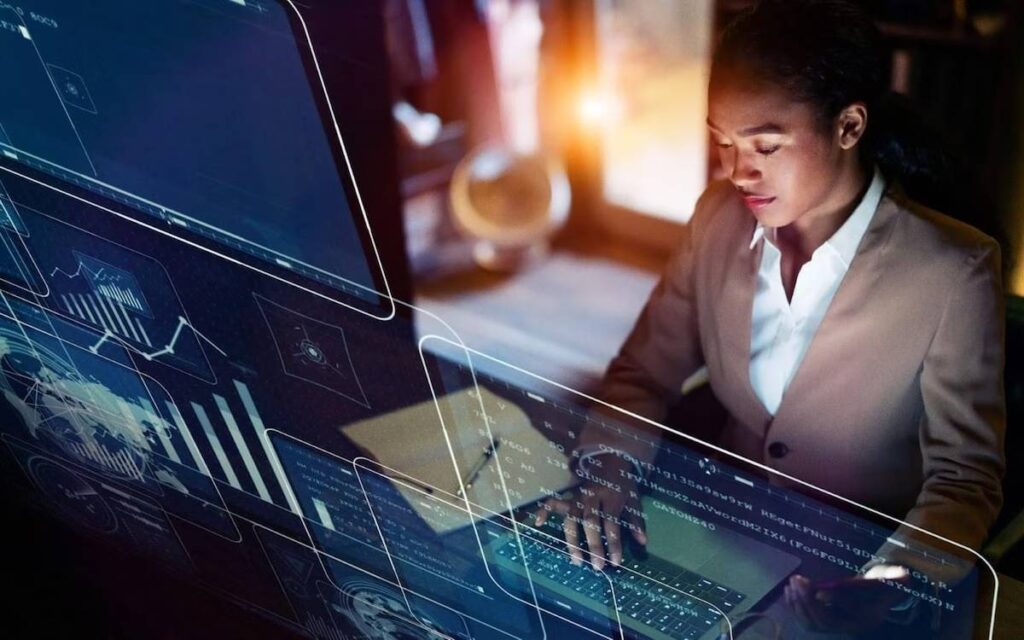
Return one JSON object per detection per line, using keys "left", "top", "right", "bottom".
{"left": 768, "top": 442, "right": 789, "bottom": 459}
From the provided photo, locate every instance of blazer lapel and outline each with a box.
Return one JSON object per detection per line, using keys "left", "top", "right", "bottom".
{"left": 770, "top": 187, "right": 903, "bottom": 423}
{"left": 713, "top": 209, "right": 773, "bottom": 429}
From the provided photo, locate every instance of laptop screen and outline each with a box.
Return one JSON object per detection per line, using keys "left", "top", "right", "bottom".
{"left": 0, "top": 0, "right": 388, "bottom": 309}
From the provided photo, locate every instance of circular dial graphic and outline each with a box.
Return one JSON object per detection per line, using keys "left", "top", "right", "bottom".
{"left": 28, "top": 456, "right": 117, "bottom": 534}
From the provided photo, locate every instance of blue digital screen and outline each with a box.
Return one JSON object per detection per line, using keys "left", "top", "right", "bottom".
{"left": 0, "top": 0, "right": 380, "bottom": 299}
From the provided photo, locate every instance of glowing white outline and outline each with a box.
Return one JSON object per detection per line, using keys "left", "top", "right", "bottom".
{"left": 255, "top": 521, "right": 471, "bottom": 640}
{"left": 229, "top": 293, "right": 993, "bottom": 638}
{"left": 415, "top": 337, "right": 730, "bottom": 639}
{"left": 0, "top": 187, "right": 49, "bottom": 297}
{"left": 253, "top": 292, "right": 370, "bottom": 408}
{"left": 0, "top": 0, "right": 398, "bottom": 321}
{"left": 352, "top": 455, "right": 561, "bottom": 639}
{"left": 0, "top": 292, "right": 243, "bottom": 543}
{"left": 3, "top": 436, "right": 198, "bottom": 574}
{"left": 315, "top": 576, "right": 466, "bottom": 640}
{"left": 419, "top": 333, "right": 999, "bottom": 639}
{"left": 2, "top": 189, "right": 997, "bottom": 639}
{"left": 263, "top": 428, "right": 535, "bottom": 640}
{"left": 0, "top": 198, "right": 220, "bottom": 384}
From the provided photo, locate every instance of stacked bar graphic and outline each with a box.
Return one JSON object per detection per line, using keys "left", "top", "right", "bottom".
{"left": 176, "top": 380, "right": 298, "bottom": 513}
{"left": 214, "top": 393, "right": 272, "bottom": 501}
{"left": 59, "top": 291, "right": 152, "bottom": 347}
{"left": 192, "top": 402, "right": 242, "bottom": 490}
{"left": 233, "top": 379, "right": 302, "bottom": 513}
{"left": 165, "top": 399, "right": 212, "bottom": 475}
{"left": 96, "top": 282, "right": 145, "bottom": 314}
{"left": 65, "top": 440, "right": 144, "bottom": 480}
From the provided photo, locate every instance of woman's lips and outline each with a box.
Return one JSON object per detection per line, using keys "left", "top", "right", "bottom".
{"left": 741, "top": 195, "right": 776, "bottom": 211}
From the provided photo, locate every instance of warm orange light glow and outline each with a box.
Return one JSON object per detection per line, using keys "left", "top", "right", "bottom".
{"left": 577, "top": 90, "right": 623, "bottom": 126}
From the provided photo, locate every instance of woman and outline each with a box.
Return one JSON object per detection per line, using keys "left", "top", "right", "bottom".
{"left": 538, "top": 0, "right": 1005, "bottom": 632}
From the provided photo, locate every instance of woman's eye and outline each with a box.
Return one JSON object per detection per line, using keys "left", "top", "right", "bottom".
{"left": 714, "top": 141, "right": 732, "bottom": 149}
{"left": 756, "top": 145, "right": 780, "bottom": 156}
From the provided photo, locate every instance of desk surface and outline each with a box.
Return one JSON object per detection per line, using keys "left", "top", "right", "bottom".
{"left": 414, "top": 247, "right": 659, "bottom": 392}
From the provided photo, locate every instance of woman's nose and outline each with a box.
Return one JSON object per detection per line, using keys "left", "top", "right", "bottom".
{"left": 730, "top": 154, "right": 762, "bottom": 187}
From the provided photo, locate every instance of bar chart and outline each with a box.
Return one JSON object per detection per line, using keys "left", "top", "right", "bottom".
{"left": 96, "top": 281, "right": 146, "bottom": 314}
{"left": 59, "top": 289, "right": 153, "bottom": 347}
{"left": 63, "top": 438, "right": 144, "bottom": 480}
{"left": 164, "top": 379, "right": 299, "bottom": 514}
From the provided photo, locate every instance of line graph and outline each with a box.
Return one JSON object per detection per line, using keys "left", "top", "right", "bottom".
{"left": 50, "top": 262, "right": 103, "bottom": 281}
{"left": 51, "top": 253, "right": 155, "bottom": 318}
{"left": 89, "top": 315, "right": 226, "bottom": 362}
{"left": 24, "top": 210, "right": 217, "bottom": 383}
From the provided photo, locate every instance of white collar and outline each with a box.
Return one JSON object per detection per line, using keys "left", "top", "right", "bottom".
{"left": 748, "top": 166, "right": 886, "bottom": 268}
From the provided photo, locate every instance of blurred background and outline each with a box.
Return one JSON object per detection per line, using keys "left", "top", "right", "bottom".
{"left": 376, "top": 0, "right": 1024, "bottom": 394}
{"left": 379, "top": 3, "right": 1024, "bottom": 588}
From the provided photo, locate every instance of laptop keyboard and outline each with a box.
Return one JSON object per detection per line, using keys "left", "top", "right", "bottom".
{"left": 494, "top": 533, "right": 746, "bottom": 639}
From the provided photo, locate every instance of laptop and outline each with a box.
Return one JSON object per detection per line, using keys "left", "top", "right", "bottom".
{"left": 413, "top": 352, "right": 801, "bottom": 639}
{"left": 486, "top": 494, "right": 799, "bottom": 640}
{"left": 292, "top": 369, "right": 800, "bottom": 639}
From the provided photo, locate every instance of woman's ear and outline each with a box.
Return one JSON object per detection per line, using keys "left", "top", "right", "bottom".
{"left": 836, "top": 102, "right": 868, "bottom": 150}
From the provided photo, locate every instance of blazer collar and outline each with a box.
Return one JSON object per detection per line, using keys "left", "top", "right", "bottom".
{"left": 748, "top": 166, "right": 886, "bottom": 269}
{"left": 716, "top": 181, "right": 905, "bottom": 430}
{"left": 770, "top": 183, "right": 904, "bottom": 424}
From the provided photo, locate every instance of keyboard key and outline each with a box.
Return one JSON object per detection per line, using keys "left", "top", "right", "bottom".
{"left": 496, "top": 535, "right": 748, "bottom": 636}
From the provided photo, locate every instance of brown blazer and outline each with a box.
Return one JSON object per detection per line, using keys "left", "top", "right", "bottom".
{"left": 585, "top": 179, "right": 1005, "bottom": 557}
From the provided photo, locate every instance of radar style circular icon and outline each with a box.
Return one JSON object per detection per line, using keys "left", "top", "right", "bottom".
{"left": 299, "top": 337, "right": 327, "bottom": 366}
{"left": 0, "top": 326, "right": 150, "bottom": 481}
{"left": 27, "top": 456, "right": 117, "bottom": 534}
{"left": 334, "top": 578, "right": 448, "bottom": 640}
{"left": 450, "top": 145, "right": 570, "bottom": 271}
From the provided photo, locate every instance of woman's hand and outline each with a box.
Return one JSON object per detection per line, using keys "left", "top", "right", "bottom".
{"left": 533, "top": 454, "right": 647, "bottom": 570}
{"left": 783, "top": 570, "right": 910, "bottom": 634}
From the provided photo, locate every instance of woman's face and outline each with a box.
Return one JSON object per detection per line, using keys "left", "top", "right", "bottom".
{"left": 707, "top": 82, "right": 849, "bottom": 228}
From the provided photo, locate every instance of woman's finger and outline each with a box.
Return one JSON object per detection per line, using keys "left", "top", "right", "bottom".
{"left": 790, "top": 588, "right": 818, "bottom": 629}
{"left": 605, "top": 517, "right": 623, "bottom": 567}
{"left": 583, "top": 514, "right": 605, "bottom": 570}
{"left": 625, "top": 505, "right": 647, "bottom": 546}
{"left": 534, "top": 508, "right": 550, "bottom": 527}
{"left": 581, "top": 492, "right": 606, "bottom": 570}
{"left": 563, "top": 515, "right": 583, "bottom": 566}
{"left": 791, "top": 576, "right": 835, "bottom": 631}
{"left": 534, "top": 497, "right": 570, "bottom": 526}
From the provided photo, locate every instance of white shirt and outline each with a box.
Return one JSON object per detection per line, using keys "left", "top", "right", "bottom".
{"left": 748, "top": 167, "right": 886, "bottom": 415}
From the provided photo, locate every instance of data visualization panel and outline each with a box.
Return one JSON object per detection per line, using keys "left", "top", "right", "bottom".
{"left": 0, "top": 0, "right": 388, "bottom": 308}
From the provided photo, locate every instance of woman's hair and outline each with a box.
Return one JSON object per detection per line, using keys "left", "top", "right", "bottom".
{"left": 709, "top": 0, "right": 957, "bottom": 210}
